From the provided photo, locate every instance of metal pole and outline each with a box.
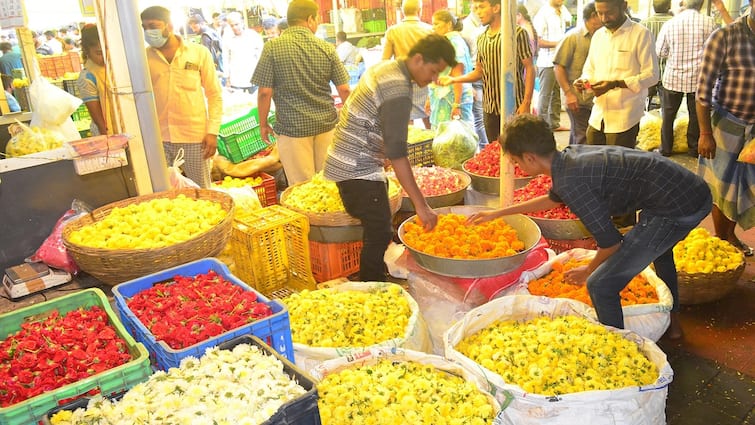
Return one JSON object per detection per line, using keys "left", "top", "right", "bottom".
{"left": 110, "top": 0, "right": 170, "bottom": 193}
{"left": 498, "top": 0, "right": 517, "bottom": 207}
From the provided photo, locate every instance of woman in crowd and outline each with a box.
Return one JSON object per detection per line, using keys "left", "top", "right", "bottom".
{"left": 428, "top": 9, "right": 474, "bottom": 129}
{"left": 76, "top": 24, "right": 115, "bottom": 135}
{"left": 516, "top": 4, "right": 538, "bottom": 62}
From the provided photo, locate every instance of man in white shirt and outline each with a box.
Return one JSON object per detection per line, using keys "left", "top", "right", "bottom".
{"left": 533, "top": 0, "right": 571, "bottom": 131}
{"left": 335, "top": 31, "right": 359, "bottom": 66}
{"left": 223, "top": 11, "right": 264, "bottom": 93}
{"left": 655, "top": 0, "right": 717, "bottom": 157}
{"left": 575, "top": 0, "right": 658, "bottom": 148}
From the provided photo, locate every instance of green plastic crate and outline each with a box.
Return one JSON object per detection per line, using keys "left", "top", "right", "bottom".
{"left": 218, "top": 108, "right": 277, "bottom": 163}
{"left": 0, "top": 288, "right": 152, "bottom": 425}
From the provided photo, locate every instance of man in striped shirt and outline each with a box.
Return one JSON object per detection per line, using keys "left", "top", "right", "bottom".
{"left": 438, "top": 0, "right": 535, "bottom": 143}
{"left": 324, "top": 35, "right": 457, "bottom": 281}
{"left": 695, "top": 7, "right": 755, "bottom": 257}
{"left": 655, "top": 0, "right": 717, "bottom": 157}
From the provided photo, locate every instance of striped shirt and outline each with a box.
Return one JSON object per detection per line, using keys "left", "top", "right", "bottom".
{"left": 550, "top": 145, "right": 711, "bottom": 248}
{"left": 477, "top": 26, "right": 532, "bottom": 115}
{"left": 252, "top": 26, "right": 350, "bottom": 137}
{"left": 656, "top": 9, "right": 717, "bottom": 94}
{"left": 697, "top": 15, "right": 755, "bottom": 123}
{"left": 324, "top": 60, "right": 412, "bottom": 182}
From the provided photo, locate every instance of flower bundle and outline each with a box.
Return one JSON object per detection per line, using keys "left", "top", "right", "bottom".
{"left": 402, "top": 213, "right": 525, "bottom": 259}
{"left": 456, "top": 315, "right": 658, "bottom": 395}
{"left": 126, "top": 271, "right": 273, "bottom": 349}
{"left": 284, "top": 285, "right": 411, "bottom": 347}
{"left": 317, "top": 359, "right": 496, "bottom": 425}
{"left": 514, "top": 174, "right": 578, "bottom": 220}
{"left": 284, "top": 172, "right": 401, "bottom": 213}
{"left": 0, "top": 306, "right": 131, "bottom": 407}
{"left": 49, "top": 343, "right": 307, "bottom": 425}
{"left": 388, "top": 166, "right": 467, "bottom": 197}
{"left": 527, "top": 258, "right": 659, "bottom": 306}
{"left": 673, "top": 228, "right": 744, "bottom": 274}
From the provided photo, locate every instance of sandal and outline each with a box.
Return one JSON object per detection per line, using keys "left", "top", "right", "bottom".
{"left": 729, "top": 238, "right": 754, "bottom": 257}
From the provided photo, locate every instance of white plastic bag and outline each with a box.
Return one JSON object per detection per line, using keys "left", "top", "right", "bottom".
{"left": 444, "top": 295, "right": 673, "bottom": 425}
{"left": 292, "top": 281, "right": 432, "bottom": 373}
{"left": 168, "top": 148, "right": 200, "bottom": 189}
{"left": 432, "top": 119, "right": 478, "bottom": 169}
{"left": 29, "top": 76, "right": 82, "bottom": 141}
{"left": 498, "top": 248, "right": 672, "bottom": 341}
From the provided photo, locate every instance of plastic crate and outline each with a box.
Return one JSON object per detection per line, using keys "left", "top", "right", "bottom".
{"left": 0, "top": 288, "right": 152, "bottom": 425}
{"left": 309, "top": 239, "right": 363, "bottom": 282}
{"left": 71, "top": 104, "right": 90, "bottom": 122}
{"left": 231, "top": 206, "right": 317, "bottom": 297}
{"left": 218, "top": 108, "right": 276, "bottom": 163}
{"left": 408, "top": 138, "right": 434, "bottom": 167}
{"left": 363, "top": 19, "right": 387, "bottom": 33}
{"left": 219, "top": 336, "right": 321, "bottom": 425}
{"left": 254, "top": 171, "right": 278, "bottom": 207}
{"left": 63, "top": 79, "right": 80, "bottom": 98}
{"left": 213, "top": 172, "right": 277, "bottom": 208}
{"left": 112, "top": 258, "right": 295, "bottom": 370}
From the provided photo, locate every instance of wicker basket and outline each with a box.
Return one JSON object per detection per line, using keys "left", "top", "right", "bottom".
{"left": 280, "top": 179, "right": 402, "bottom": 227}
{"left": 62, "top": 189, "right": 234, "bottom": 285}
{"left": 677, "top": 261, "right": 745, "bottom": 305}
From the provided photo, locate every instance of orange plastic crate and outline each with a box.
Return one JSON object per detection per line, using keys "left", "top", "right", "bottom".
{"left": 308, "top": 239, "right": 363, "bottom": 282}
{"left": 546, "top": 237, "right": 597, "bottom": 254}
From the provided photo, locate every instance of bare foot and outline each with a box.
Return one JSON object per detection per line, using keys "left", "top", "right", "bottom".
{"left": 666, "top": 312, "right": 684, "bottom": 340}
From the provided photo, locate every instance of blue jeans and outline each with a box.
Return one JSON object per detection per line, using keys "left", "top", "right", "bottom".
{"left": 587, "top": 193, "right": 711, "bottom": 329}
{"left": 472, "top": 83, "right": 488, "bottom": 148}
{"left": 336, "top": 179, "right": 393, "bottom": 281}
{"left": 565, "top": 104, "right": 591, "bottom": 145}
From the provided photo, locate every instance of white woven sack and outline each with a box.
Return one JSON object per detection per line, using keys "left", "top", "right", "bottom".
{"left": 293, "top": 281, "right": 431, "bottom": 373}
{"left": 496, "top": 248, "right": 672, "bottom": 341}
{"left": 444, "top": 295, "right": 673, "bottom": 425}
{"left": 310, "top": 347, "right": 503, "bottom": 421}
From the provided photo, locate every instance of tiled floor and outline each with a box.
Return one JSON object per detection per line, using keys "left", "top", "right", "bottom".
{"left": 1, "top": 114, "right": 752, "bottom": 423}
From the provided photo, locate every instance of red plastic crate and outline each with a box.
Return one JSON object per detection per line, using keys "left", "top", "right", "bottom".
{"left": 309, "top": 239, "right": 363, "bottom": 282}
{"left": 254, "top": 172, "right": 278, "bottom": 207}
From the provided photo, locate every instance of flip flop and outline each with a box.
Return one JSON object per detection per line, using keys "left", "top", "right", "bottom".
{"left": 730, "top": 239, "right": 754, "bottom": 257}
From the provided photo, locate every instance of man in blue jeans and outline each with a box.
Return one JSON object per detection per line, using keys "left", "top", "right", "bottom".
{"left": 469, "top": 114, "right": 711, "bottom": 339}
{"left": 324, "top": 35, "right": 456, "bottom": 281}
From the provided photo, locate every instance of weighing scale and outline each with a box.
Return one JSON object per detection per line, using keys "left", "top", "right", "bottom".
{"left": 2, "top": 262, "right": 72, "bottom": 299}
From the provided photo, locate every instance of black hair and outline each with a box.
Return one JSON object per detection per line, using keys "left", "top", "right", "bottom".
{"left": 287, "top": 0, "right": 319, "bottom": 25}
{"left": 653, "top": 0, "right": 672, "bottom": 13}
{"left": 408, "top": 34, "right": 458, "bottom": 67}
{"left": 80, "top": 24, "right": 101, "bottom": 61}
{"left": 141, "top": 6, "right": 171, "bottom": 23}
{"left": 433, "top": 9, "right": 463, "bottom": 32}
{"left": 500, "top": 114, "right": 556, "bottom": 157}
{"left": 336, "top": 31, "right": 348, "bottom": 42}
{"left": 583, "top": 2, "right": 597, "bottom": 21}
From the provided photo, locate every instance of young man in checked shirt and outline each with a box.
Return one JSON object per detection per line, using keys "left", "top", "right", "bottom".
{"left": 253, "top": 0, "right": 351, "bottom": 186}
{"left": 469, "top": 114, "right": 711, "bottom": 339}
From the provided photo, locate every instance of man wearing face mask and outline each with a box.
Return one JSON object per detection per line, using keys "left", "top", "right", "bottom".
{"left": 141, "top": 6, "right": 222, "bottom": 188}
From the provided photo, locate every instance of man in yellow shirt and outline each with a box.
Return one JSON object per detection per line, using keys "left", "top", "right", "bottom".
{"left": 141, "top": 6, "right": 223, "bottom": 188}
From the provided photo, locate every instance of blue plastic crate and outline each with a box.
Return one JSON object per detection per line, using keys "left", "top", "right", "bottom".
{"left": 112, "top": 258, "right": 294, "bottom": 371}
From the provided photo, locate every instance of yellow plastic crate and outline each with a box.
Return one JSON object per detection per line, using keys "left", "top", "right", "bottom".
{"left": 231, "top": 205, "right": 317, "bottom": 297}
